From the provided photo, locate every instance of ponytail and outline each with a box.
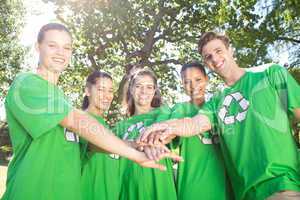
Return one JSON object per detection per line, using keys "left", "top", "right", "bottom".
{"left": 81, "top": 95, "right": 89, "bottom": 110}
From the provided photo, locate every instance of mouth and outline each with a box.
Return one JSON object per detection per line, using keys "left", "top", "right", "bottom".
{"left": 215, "top": 60, "right": 224, "bottom": 69}
{"left": 101, "top": 101, "right": 111, "bottom": 105}
{"left": 52, "top": 57, "right": 65, "bottom": 64}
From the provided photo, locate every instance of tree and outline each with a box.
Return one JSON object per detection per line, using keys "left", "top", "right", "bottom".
{"left": 0, "top": 0, "right": 26, "bottom": 100}
{"left": 44, "top": 0, "right": 299, "bottom": 123}
{"left": 0, "top": 0, "right": 26, "bottom": 163}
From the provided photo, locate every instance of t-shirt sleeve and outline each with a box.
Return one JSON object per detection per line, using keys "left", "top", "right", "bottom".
{"left": 155, "top": 105, "right": 172, "bottom": 122}
{"left": 168, "top": 103, "right": 187, "bottom": 148}
{"left": 267, "top": 64, "right": 300, "bottom": 117}
{"left": 198, "top": 98, "right": 217, "bottom": 130}
{"left": 6, "top": 74, "right": 73, "bottom": 139}
{"left": 112, "top": 121, "right": 127, "bottom": 138}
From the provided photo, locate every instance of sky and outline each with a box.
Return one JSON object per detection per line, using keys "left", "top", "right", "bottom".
{"left": 0, "top": 0, "right": 292, "bottom": 121}
{"left": 0, "top": 0, "right": 55, "bottom": 121}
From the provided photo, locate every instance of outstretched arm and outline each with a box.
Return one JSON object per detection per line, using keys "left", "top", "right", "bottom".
{"left": 137, "top": 114, "right": 211, "bottom": 145}
{"left": 60, "top": 109, "right": 178, "bottom": 170}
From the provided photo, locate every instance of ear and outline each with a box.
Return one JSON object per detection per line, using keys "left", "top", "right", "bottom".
{"left": 84, "top": 87, "right": 90, "bottom": 97}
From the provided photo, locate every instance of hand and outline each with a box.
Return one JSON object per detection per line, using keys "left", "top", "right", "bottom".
{"left": 143, "top": 145, "right": 170, "bottom": 161}
{"left": 137, "top": 122, "right": 175, "bottom": 145}
{"left": 135, "top": 150, "right": 183, "bottom": 171}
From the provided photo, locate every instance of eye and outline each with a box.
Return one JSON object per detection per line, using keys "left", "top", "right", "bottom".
{"left": 48, "top": 44, "right": 56, "bottom": 48}
{"left": 64, "top": 46, "right": 72, "bottom": 51}
{"left": 135, "top": 84, "right": 141, "bottom": 89}
{"left": 184, "top": 80, "right": 191, "bottom": 85}
{"left": 147, "top": 85, "right": 154, "bottom": 90}
{"left": 204, "top": 55, "right": 212, "bottom": 61}
{"left": 216, "top": 49, "right": 222, "bottom": 54}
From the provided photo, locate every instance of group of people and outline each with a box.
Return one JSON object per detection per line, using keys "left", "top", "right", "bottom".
{"left": 1, "top": 22, "right": 300, "bottom": 200}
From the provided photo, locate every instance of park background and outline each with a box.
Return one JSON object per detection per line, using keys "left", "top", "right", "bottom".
{"left": 1, "top": 0, "right": 300, "bottom": 196}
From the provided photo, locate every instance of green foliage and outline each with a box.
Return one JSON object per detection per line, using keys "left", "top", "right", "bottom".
{"left": 43, "top": 0, "right": 300, "bottom": 123}
{"left": 0, "top": 0, "right": 27, "bottom": 100}
{"left": 289, "top": 67, "right": 300, "bottom": 85}
{"left": 0, "top": 0, "right": 26, "bottom": 163}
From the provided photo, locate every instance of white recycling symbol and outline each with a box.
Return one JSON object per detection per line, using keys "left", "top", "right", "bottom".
{"left": 218, "top": 92, "right": 249, "bottom": 125}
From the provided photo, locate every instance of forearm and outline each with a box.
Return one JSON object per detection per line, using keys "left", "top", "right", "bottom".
{"left": 169, "top": 114, "right": 211, "bottom": 137}
{"left": 61, "top": 109, "right": 146, "bottom": 162}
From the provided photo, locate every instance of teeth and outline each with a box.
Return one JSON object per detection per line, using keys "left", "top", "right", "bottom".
{"left": 53, "top": 58, "right": 64, "bottom": 63}
{"left": 216, "top": 61, "right": 224, "bottom": 68}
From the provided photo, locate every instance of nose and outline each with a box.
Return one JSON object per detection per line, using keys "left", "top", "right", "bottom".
{"left": 211, "top": 53, "right": 219, "bottom": 64}
{"left": 56, "top": 46, "right": 64, "bottom": 55}
{"left": 140, "top": 86, "right": 147, "bottom": 94}
{"left": 104, "top": 91, "right": 113, "bottom": 100}
{"left": 191, "top": 81, "right": 196, "bottom": 90}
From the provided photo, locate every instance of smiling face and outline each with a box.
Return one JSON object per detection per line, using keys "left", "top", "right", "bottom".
{"left": 36, "top": 29, "right": 72, "bottom": 74}
{"left": 201, "top": 39, "right": 235, "bottom": 77}
{"left": 182, "top": 67, "right": 208, "bottom": 105}
{"left": 86, "top": 77, "right": 114, "bottom": 114}
{"left": 131, "top": 74, "right": 156, "bottom": 109}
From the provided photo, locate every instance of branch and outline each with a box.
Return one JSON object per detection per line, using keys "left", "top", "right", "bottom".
{"left": 147, "top": 59, "right": 182, "bottom": 66}
{"left": 277, "top": 36, "right": 300, "bottom": 43}
{"left": 140, "top": 7, "right": 167, "bottom": 58}
{"left": 87, "top": 53, "right": 99, "bottom": 70}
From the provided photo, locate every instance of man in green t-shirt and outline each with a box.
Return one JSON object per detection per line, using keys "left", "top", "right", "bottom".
{"left": 139, "top": 32, "right": 300, "bottom": 200}
{"left": 1, "top": 23, "right": 180, "bottom": 200}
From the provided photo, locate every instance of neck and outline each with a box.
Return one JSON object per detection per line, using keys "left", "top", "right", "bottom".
{"left": 191, "top": 98, "right": 205, "bottom": 107}
{"left": 87, "top": 105, "right": 104, "bottom": 117}
{"left": 222, "top": 63, "right": 245, "bottom": 86}
{"left": 36, "top": 66, "right": 60, "bottom": 85}
{"left": 134, "top": 105, "right": 152, "bottom": 115}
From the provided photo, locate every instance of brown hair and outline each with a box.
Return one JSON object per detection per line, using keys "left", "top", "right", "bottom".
{"left": 37, "top": 23, "right": 72, "bottom": 43}
{"left": 180, "top": 62, "right": 207, "bottom": 77}
{"left": 82, "top": 71, "right": 113, "bottom": 110}
{"left": 127, "top": 69, "right": 162, "bottom": 116}
{"left": 198, "top": 32, "right": 230, "bottom": 55}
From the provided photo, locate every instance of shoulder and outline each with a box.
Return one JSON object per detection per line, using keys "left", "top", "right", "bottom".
{"left": 246, "top": 63, "right": 286, "bottom": 75}
{"left": 172, "top": 102, "right": 189, "bottom": 110}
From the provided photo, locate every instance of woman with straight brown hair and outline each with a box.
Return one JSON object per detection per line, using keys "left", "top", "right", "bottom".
{"left": 114, "top": 68, "right": 177, "bottom": 200}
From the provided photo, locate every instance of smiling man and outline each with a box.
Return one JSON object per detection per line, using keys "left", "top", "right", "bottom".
{"left": 140, "top": 32, "right": 300, "bottom": 200}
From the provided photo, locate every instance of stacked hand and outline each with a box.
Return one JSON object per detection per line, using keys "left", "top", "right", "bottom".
{"left": 135, "top": 146, "right": 182, "bottom": 171}
{"left": 136, "top": 120, "right": 179, "bottom": 146}
{"left": 130, "top": 120, "right": 182, "bottom": 170}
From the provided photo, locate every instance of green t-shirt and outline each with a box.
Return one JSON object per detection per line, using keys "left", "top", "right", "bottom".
{"left": 113, "top": 106, "right": 177, "bottom": 200}
{"left": 81, "top": 114, "right": 120, "bottom": 200}
{"left": 170, "top": 102, "right": 232, "bottom": 200}
{"left": 2, "top": 73, "right": 81, "bottom": 200}
{"left": 199, "top": 64, "right": 300, "bottom": 200}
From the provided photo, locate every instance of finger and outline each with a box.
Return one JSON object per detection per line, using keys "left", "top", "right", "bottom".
{"left": 141, "top": 160, "right": 167, "bottom": 171}
{"left": 150, "top": 147, "right": 159, "bottom": 161}
{"left": 137, "top": 145, "right": 144, "bottom": 152}
{"left": 146, "top": 133, "right": 154, "bottom": 145}
{"left": 140, "top": 123, "right": 168, "bottom": 142}
{"left": 158, "top": 152, "right": 183, "bottom": 162}
{"left": 144, "top": 147, "right": 154, "bottom": 160}
{"left": 160, "top": 134, "right": 177, "bottom": 144}
{"left": 160, "top": 130, "right": 173, "bottom": 141}
{"left": 161, "top": 145, "right": 171, "bottom": 153}
{"left": 154, "top": 132, "right": 163, "bottom": 145}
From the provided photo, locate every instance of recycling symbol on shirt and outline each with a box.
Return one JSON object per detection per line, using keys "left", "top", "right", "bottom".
{"left": 122, "top": 122, "right": 145, "bottom": 141}
{"left": 218, "top": 92, "right": 249, "bottom": 125}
